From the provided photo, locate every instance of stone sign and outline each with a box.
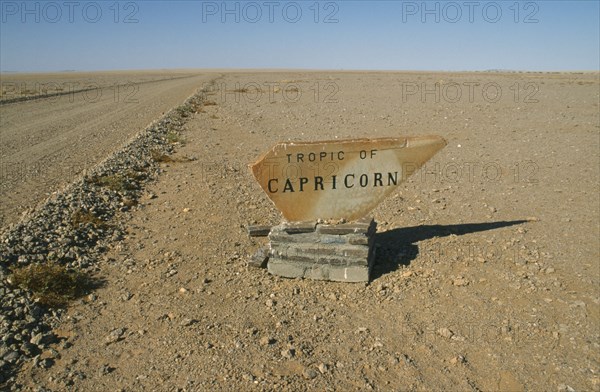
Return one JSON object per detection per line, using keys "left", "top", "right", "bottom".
{"left": 250, "top": 136, "right": 447, "bottom": 222}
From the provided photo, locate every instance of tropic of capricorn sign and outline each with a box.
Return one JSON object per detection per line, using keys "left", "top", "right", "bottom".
{"left": 250, "top": 136, "right": 447, "bottom": 222}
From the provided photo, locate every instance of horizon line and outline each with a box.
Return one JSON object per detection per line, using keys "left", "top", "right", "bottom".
{"left": 2, "top": 67, "right": 599, "bottom": 75}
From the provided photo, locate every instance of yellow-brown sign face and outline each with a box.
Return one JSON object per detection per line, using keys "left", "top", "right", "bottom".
{"left": 250, "top": 136, "right": 447, "bottom": 222}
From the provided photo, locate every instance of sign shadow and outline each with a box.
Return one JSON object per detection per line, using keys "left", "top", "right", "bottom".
{"left": 371, "top": 220, "right": 529, "bottom": 280}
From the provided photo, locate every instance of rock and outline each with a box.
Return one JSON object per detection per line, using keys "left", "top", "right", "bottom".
{"left": 30, "top": 333, "right": 44, "bottom": 346}
{"left": 452, "top": 277, "right": 469, "bottom": 286}
{"left": 303, "top": 367, "right": 318, "bottom": 380}
{"left": 3, "top": 351, "right": 20, "bottom": 362}
{"left": 450, "top": 355, "right": 466, "bottom": 364}
{"left": 30, "top": 332, "right": 57, "bottom": 347}
{"left": 242, "top": 373, "right": 255, "bottom": 382}
{"left": 437, "top": 328, "right": 454, "bottom": 339}
{"left": 20, "top": 342, "right": 38, "bottom": 356}
{"left": 281, "top": 348, "right": 295, "bottom": 359}
{"left": 45, "top": 348, "right": 60, "bottom": 359}
{"left": 105, "top": 328, "right": 125, "bottom": 345}
{"left": 259, "top": 336, "right": 275, "bottom": 346}
{"left": 180, "top": 318, "right": 195, "bottom": 327}
{"left": 248, "top": 247, "right": 269, "bottom": 269}
{"left": 318, "top": 363, "right": 329, "bottom": 374}
{"left": 558, "top": 385, "right": 576, "bottom": 392}
{"left": 38, "top": 358, "right": 54, "bottom": 369}
{"left": 99, "top": 364, "right": 115, "bottom": 376}
{"left": 247, "top": 225, "right": 272, "bottom": 237}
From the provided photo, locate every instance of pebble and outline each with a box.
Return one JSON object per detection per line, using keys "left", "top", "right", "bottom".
{"left": 105, "top": 328, "right": 125, "bottom": 345}
{"left": 259, "top": 336, "right": 275, "bottom": 346}
{"left": 38, "top": 358, "right": 54, "bottom": 369}
{"left": 303, "top": 367, "right": 318, "bottom": 380}
{"left": 318, "top": 363, "right": 329, "bottom": 374}
{"left": 3, "top": 351, "right": 20, "bottom": 363}
{"left": 437, "top": 328, "right": 454, "bottom": 339}
{"left": 452, "top": 277, "right": 469, "bottom": 286}
{"left": 558, "top": 385, "right": 576, "bottom": 392}
{"left": 180, "top": 318, "right": 195, "bottom": 327}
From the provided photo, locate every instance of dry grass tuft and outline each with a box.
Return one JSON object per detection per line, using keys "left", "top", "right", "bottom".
{"left": 166, "top": 131, "right": 185, "bottom": 145}
{"left": 150, "top": 149, "right": 174, "bottom": 163}
{"left": 10, "top": 263, "right": 90, "bottom": 307}
{"left": 71, "top": 209, "right": 106, "bottom": 229}
{"left": 92, "top": 174, "right": 136, "bottom": 192}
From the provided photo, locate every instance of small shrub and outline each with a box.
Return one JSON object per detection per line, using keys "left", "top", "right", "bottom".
{"left": 124, "top": 169, "right": 147, "bottom": 182}
{"left": 150, "top": 149, "right": 173, "bottom": 163}
{"left": 150, "top": 149, "right": 194, "bottom": 163}
{"left": 10, "top": 263, "right": 90, "bottom": 307}
{"left": 93, "top": 174, "right": 136, "bottom": 192}
{"left": 166, "top": 131, "right": 184, "bottom": 144}
{"left": 176, "top": 105, "right": 193, "bottom": 117}
{"left": 71, "top": 209, "right": 106, "bottom": 229}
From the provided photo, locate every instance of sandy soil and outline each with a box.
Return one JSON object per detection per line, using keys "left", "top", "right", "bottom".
{"left": 0, "top": 71, "right": 219, "bottom": 228}
{"left": 10, "top": 71, "right": 600, "bottom": 391}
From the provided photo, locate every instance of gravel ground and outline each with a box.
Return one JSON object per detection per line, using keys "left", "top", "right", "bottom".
{"left": 2, "top": 71, "right": 599, "bottom": 391}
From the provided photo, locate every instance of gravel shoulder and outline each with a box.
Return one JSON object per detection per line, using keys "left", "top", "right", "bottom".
{"left": 4, "top": 71, "right": 600, "bottom": 391}
{"left": 0, "top": 72, "right": 219, "bottom": 228}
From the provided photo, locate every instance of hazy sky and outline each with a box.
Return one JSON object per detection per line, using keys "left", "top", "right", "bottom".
{"left": 1, "top": 0, "right": 599, "bottom": 72}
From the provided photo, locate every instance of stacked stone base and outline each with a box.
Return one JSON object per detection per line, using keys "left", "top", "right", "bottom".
{"left": 267, "top": 217, "right": 376, "bottom": 283}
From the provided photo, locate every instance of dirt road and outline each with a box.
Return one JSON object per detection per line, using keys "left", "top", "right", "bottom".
{"left": 0, "top": 72, "right": 219, "bottom": 228}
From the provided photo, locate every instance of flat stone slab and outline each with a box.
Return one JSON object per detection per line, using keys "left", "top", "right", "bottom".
{"left": 270, "top": 243, "right": 371, "bottom": 266}
{"left": 250, "top": 136, "right": 446, "bottom": 221}
{"left": 247, "top": 225, "right": 272, "bottom": 237}
{"left": 266, "top": 219, "right": 377, "bottom": 282}
{"left": 282, "top": 221, "right": 317, "bottom": 234}
{"left": 268, "top": 257, "right": 371, "bottom": 283}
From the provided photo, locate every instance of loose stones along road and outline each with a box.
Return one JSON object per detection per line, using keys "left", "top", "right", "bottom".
{"left": 0, "top": 72, "right": 218, "bottom": 229}
{"left": 250, "top": 136, "right": 447, "bottom": 222}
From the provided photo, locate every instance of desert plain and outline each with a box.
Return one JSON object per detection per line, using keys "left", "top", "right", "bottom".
{"left": 0, "top": 70, "right": 599, "bottom": 391}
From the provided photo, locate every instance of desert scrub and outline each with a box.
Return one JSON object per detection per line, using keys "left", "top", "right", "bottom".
{"left": 9, "top": 263, "right": 90, "bottom": 307}
{"left": 92, "top": 173, "right": 136, "bottom": 192}
{"left": 166, "top": 131, "right": 185, "bottom": 145}
{"left": 71, "top": 209, "right": 106, "bottom": 229}
{"left": 150, "top": 149, "right": 173, "bottom": 163}
{"left": 176, "top": 104, "right": 194, "bottom": 117}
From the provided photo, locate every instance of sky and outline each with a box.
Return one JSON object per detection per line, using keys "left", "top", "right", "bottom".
{"left": 0, "top": 0, "right": 599, "bottom": 72}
